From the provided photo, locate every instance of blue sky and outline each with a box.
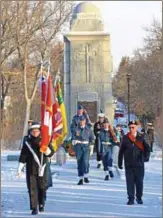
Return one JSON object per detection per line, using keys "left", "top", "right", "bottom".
{"left": 74, "top": 1, "right": 162, "bottom": 72}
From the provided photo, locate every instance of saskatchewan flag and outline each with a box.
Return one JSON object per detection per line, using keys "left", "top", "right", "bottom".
{"left": 52, "top": 78, "right": 68, "bottom": 152}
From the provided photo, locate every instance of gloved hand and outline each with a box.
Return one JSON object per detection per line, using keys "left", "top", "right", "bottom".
{"left": 16, "top": 162, "right": 25, "bottom": 178}
{"left": 44, "top": 147, "right": 51, "bottom": 156}
{"left": 16, "top": 171, "right": 23, "bottom": 178}
{"left": 89, "top": 144, "right": 94, "bottom": 156}
{"left": 72, "top": 140, "right": 76, "bottom": 146}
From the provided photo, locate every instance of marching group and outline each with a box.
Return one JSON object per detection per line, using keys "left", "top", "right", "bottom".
{"left": 17, "top": 105, "right": 153, "bottom": 215}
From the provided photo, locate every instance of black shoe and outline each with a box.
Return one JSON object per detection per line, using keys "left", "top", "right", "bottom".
{"left": 127, "top": 200, "right": 134, "bottom": 205}
{"left": 136, "top": 198, "right": 143, "bottom": 204}
{"left": 31, "top": 208, "right": 38, "bottom": 215}
{"left": 104, "top": 175, "right": 109, "bottom": 181}
{"left": 97, "top": 164, "right": 101, "bottom": 168}
{"left": 109, "top": 171, "right": 114, "bottom": 178}
{"left": 84, "top": 178, "right": 89, "bottom": 183}
{"left": 39, "top": 205, "right": 44, "bottom": 212}
{"left": 77, "top": 179, "right": 83, "bottom": 185}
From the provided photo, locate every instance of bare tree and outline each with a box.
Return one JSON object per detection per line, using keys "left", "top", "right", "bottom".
{"left": 112, "top": 18, "right": 162, "bottom": 122}
{"left": 1, "top": 1, "right": 74, "bottom": 148}
{"left": 15, "top": 1, "right": 74, "bottom": 143}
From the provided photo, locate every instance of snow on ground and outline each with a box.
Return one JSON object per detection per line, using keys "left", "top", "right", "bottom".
{"left": 1, "top": 144, "right": 162, "bottom": 218}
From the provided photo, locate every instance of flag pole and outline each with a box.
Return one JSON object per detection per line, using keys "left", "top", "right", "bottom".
{"left": 54, "top": 68, "right": 60, "bottom": 89}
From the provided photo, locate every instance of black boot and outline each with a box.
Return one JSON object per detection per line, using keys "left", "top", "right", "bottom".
{"left": 97, "top": 164, "right": 101, "bottom": 168}
{"left": 31, "top": 208, "right": 38, "bottom": 215}
{"left": 109, "top": 171, "right": 114, "bottom": 178}
{"left": 77, "top": 179, "right": 83, "bottom": 185}
{"left": 127, "top": 199, "right": 134, "bottom": 205}
{"left": 44, "top": 192, "right": 47, "bottom": 201}
{"left": 39, "top": 204, "right": 44, "bottom": 212}
{"left": 104, "top": 175, "right": 109, "bottom": 181}
{"left": 84, "top": 178, "right": 89, "bottom": 183}
{"left": 136, "top": 198, "right": 143, "bottom": 204}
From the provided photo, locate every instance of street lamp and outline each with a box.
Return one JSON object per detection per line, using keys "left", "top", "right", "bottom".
{"left": 126, "top": 73, "right": 131, "bottom": 122}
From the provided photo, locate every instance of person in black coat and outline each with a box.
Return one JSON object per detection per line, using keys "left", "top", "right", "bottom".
{"left": 94, "top": 113, "right": 108, "bottom": 168}
{"left": 118, "top": 121, "right": 150, "bottom": 205}
{"left": 147, "top": 123, "right": 154, "bottom": 152}
{"left": 17, "top": 122, "right": 54, "bottom": 215}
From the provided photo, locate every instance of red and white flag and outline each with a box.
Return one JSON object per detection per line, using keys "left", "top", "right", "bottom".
{"left": 40, "top": 73, "right": 53, "bottom": 153}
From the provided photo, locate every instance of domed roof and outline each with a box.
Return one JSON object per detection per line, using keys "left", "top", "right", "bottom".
{"left": 73, "top": 2, "right": 101, "bottom": 14}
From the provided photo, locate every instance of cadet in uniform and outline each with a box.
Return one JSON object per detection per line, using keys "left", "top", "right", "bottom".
{"left": 99, "top": 120, "right": 118, "bottom": 180}
{"left": 94, "top": 112, "right": 108, "bottom": 168}
{"left": 71, "top": 116, "right": 94, "bottom": 185}
{"left": 17, "top": 122, "right": 54, "bottom": 215}
{"left": 147, "top": 123, "right": 154, "bottom": 152}
{"left": 118, "top": 121, "right": 150, "bottom": 205}
{"left": 70, "top": 105, "right": 92, "bottom": 136}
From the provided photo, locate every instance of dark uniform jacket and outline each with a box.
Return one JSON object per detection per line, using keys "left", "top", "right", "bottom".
{"left": 70, "top": 113, "right": 92, "bottom": 135}
{"left": 94, "top": 118, "right": 108, "bottom": 136}
{"left": 19, "top": 135, "right": 54, "bottom": 190}
{"left": 147, "top": 128, "right": 154, "bottom": 144}
{"left": 72, "top": 126, "right": 94, "bottom": 145}
{"left": 94, "top": 118, "right": 109, "bottom": 151}
{"left": 19, "top": 135, "right": 54, "bottom": 175}
{"left": 99, "top": 129, "right": 114, "bottom": 155}
{"left": 118, "top": 132, "right": 150, "bottom": 168}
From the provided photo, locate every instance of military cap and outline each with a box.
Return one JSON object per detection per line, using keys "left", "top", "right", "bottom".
{"left": 147, "top": 122, "right": 153, "bottom": 126}
{"left": 98, "top": 113, "right": 105, "bottom": 118}
{"left": 28, "top": 119, "right": 33, "bottom": 123}
{"left": 29, "top": 122, "right": 41, "bottom": 130}
{"left": 128, "top": 120, "right": 138, "bottom": 126}
{"left": 78, "top": 104, "right": 84, "bottom": 110}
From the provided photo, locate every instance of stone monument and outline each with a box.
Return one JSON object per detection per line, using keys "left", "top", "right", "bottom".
{"left": 63, "top": 2, "right": 114, "bottom": 132}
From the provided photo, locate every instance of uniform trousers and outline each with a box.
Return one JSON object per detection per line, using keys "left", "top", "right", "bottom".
{"left": 27, "top": 174, "right": 46, "bottom": 210}
{"left": 74, "top": 144, "right": 90, "bottom": 177}
{"left": 125, "top": 166, "right": 144, "bottom": 200}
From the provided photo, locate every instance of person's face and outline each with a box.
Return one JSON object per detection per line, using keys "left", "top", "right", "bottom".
{"left": 117, "top": 126, "right": 121, "bottom": 131}
{"left": 78, "top": 109, "right": 83, "bottom": 115}
{"left": 31, "top": 128, "right": 40, "bottom": 137}
{"left": 99, "top": 117, "right": 104, "bottom": 123}
{"left": 129, "top": 125, "right": 138, "bottom": 134}
{"left": 104, "top": 123, "right": 109, "bottom": 129}
{"left": 28, "top": 122, "right": 32, "bottom": 126}
{"left": 80, "top": 119, "right": 86, "bottom": 126}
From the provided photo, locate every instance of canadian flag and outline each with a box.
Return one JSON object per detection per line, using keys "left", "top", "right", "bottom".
{"left": 40, "top": 74, "right": 53, "bottom": 153}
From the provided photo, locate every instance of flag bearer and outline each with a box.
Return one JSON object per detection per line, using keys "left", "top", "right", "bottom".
{"left": 17, "top": 122, "right": 54, "bottom": 215}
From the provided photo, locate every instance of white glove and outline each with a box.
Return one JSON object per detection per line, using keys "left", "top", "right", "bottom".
{"left": 44, "top": 147, "right": 51, "bottom": 156}
{"left": 90, "top": 144, "right": 94, "bottom": 156}
{"left": 72, "top": 140, "right": 76, "bottom": 146}
{"left": 17, "top": 162, "right": 25, "bottom": 178}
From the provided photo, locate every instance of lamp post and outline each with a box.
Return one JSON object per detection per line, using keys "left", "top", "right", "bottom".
{"left": 126, "top": 73, "right": 131, "bottom": 122}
